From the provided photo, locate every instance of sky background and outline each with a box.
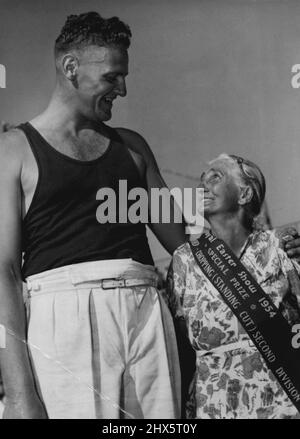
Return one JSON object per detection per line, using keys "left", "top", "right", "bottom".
{"left": 1, "top": 0, "right": 300, "bottom": 267}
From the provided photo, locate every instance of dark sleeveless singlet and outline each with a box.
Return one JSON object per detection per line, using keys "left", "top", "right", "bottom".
{"left": 19, "top": 122, "right": 154, "bottom": 279}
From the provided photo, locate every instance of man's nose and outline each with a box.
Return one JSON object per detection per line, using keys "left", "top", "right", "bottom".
{"left": 116, "top": 77, "right": 127, "bottom": 97}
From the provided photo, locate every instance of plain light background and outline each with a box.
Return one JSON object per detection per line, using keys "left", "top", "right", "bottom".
{"left": 1, "top": 0, "right": 300, "bottom": 266}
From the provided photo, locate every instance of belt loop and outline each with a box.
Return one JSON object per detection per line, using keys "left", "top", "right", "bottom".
{"left": 27, "top": 280, "right": 41, "bottom": 292}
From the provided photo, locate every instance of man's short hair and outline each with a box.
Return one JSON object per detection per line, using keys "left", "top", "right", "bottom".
{"left": 54, "top": 11, "right": 132, "bottom": 57}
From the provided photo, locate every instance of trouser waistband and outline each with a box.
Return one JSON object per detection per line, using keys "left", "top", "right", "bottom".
{"left": 26, "top": 259, "right": 158, "bottom": 296}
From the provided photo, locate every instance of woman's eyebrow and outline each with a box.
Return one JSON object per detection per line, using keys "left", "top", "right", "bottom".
{"left": 211, "top": 167, "right": 224, "bottom": 175}
{"left": 201, "top": 167, "right": 223, "bottom": 181}
{"left": 204, "top": 168, "right": 217, "bottom": 176}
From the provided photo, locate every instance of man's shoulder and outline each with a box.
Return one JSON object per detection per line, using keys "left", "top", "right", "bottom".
{"left": 115, "top": 127, "right": 146, "bottom": 144}
{"left": 0, "top": 128, "right": 27, "bottom": 169}
{"left": 114, "top": 127, "right": 153, "bottom": 163}
{"left": 0, "top": 127, "right": 24, "bottom": 146}
{"left": 111, "top": 127, "right": 154, "bottom": 176}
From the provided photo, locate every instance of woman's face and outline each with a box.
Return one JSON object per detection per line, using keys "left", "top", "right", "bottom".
{"left": 199, "top": 159, "right": 241, "bottom": 219}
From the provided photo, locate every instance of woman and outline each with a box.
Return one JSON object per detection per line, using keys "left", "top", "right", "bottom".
{"left": 167, "top": 154, "right": 300, "bottom": 419}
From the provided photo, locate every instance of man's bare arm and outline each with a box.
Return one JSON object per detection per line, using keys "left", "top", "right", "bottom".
{"left": 116, "top": 128, "right": 186, "bottom": 254}
{"left": 0, "top": 131, "right": 47, "bottom": 418}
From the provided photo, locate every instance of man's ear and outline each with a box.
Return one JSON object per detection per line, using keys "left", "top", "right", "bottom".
{"left": 61, "top": 54, "right": 79, "bottom": 81}
{"left": 238, "top": 185, "right": 253, "bottom": 206}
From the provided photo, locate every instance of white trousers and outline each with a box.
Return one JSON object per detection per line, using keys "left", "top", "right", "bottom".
{"left": 26, "top": 259, "right": 181, "bottom": 419}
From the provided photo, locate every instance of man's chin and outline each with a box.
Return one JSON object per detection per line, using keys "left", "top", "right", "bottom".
{"left": 95, "top": 108, "right": 112, "bottom": 122}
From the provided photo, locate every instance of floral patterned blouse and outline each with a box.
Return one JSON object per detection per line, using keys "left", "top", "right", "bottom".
{"left": 166, "top": 230, "right": 300, "bottom": 419}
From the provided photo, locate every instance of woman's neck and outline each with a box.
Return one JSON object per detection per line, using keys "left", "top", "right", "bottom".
{"left": 208, "top": 214, "right": 252, "bottom": 257}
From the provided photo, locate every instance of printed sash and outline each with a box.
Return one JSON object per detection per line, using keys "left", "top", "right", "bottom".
{"left": 189, "top": 232, "right": 300, "bottom": 412}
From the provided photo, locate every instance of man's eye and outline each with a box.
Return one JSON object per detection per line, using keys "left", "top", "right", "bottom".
{"left": 105, "top": 77, "right": 116, "bottom": 83}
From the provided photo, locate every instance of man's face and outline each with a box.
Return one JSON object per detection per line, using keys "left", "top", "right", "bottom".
{"left": 199, "top": 159, "right": 241, "bottom": 218}
{"left": 75, "top": 45, "right": 128, "bottom": 122}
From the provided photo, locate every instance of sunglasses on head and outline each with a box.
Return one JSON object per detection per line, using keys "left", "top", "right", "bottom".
{"left": 230, "top": 155, "right": 257, "bottom": 181}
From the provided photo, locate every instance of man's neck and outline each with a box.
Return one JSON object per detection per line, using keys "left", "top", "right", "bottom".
{"left": 30, "top": 87, "right": 106, "bottom": 138}
{"left": 208, "top": 213, "right": 252, "bottom": 257}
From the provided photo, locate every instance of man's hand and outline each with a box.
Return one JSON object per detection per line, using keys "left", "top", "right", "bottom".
{"left": 0, "top": 121, "right": 15, "bottom": 133}
{"left": 278, "top": 227, "right": 300, "bottom": 261}
{"left": 3, "top": 393, "right": 48, "bottom": 419}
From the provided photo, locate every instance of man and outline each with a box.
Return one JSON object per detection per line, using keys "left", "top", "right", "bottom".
{"left": 0, "top": 12, "right": 186, "bottom": 419}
